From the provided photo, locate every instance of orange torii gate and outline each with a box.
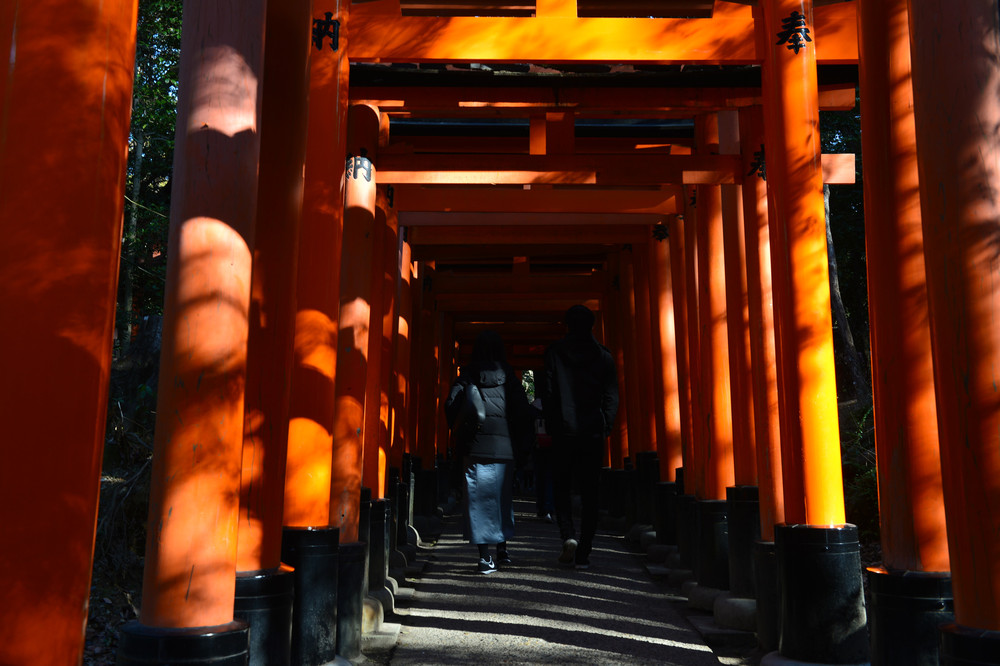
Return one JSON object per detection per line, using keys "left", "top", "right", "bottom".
{"left": 3, "top": 2, "right": 1000, "bottom": 666}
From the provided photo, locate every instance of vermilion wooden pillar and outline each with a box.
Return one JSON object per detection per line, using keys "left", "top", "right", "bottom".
{"left": 392, "top": 233, "right": 414, "bottom": 467}
{"left": 760, "top": 0, "right": 845, "bottom": 529}
{"left": 284, "top": 0, "right": 351, "bottom": 529}
{"left": 859, "top": 1, "right": 952, "bottom": 662}
{"left": 668, "top": 214, "right": 695, "bottom": 485}
{"left": 683, "top": 187, "right": 705, "bottom": 497}
{"left": 649, "top": 236, "right": 683, "bottom": 481}
{"left": 719, "top": 111, "right": 757, "bottom": 488}
{"left": 760, "top": 1, "right": 867, "bottom": 661}
{"left": 436, "top": 313, "right": 455, "bottom": 460}
{"left": 0, "top": 2, "right": 137, "bottom": 663}
{"left": 605, "top": 259, "right": 629, "bottom": 468}
{"left": 695, "top": 114, "right": 735, "bottom": 502}
{"left": 739, "top": 106, "right": 785, "bottom": 541}
{"left": 414, "top": 263, "right": 439, "bottom": 465}
{"left": 331, "top": 104, "right": 380, "bottom": 540}
{"left": 136, "top": 0, "right": 265, "bottom": 633}
{"left": 360, "top": 188, "right": 386, "bottom": 499}
{"left": 237, "top": 0, "right": 311, "bottom": 576}
{"left": 908, "top": 0, "right": 1000, "bottom": 649}
{"left": 632, "top": 243, "right": 659, "bottom": 455}
{"left": 619, "top": 247, "right": 646, "bottom": 461}
{"left": 377, "top": 192, "right": 400, "bottom": 492}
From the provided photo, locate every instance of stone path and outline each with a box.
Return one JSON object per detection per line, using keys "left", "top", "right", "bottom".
{"left": 364, "top": 497, "right": 763, "bottom": 665}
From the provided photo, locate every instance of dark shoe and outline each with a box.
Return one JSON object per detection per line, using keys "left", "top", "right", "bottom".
{"left": 497, "top": 550, "right": 513, "bottom": 565}
{"left": 574, "top": 558, "right": 590, "bottom": 570}
{"left": 558, "top": 538, "right": 578, "bottom": 566}
{"left": 575, "top": 542, "right": 592, "bottom": 569}
{"left": 478, "top": 555, "right": 497, "bottom": 574}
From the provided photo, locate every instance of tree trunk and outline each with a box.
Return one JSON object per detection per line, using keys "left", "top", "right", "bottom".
{"left": 825, "top": 184, "right": 870, "bottom": 401}
{"left": 120, "top": 125, "right": 142, "bottom": 356}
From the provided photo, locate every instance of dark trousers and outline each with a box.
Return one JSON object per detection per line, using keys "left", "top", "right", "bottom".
{"left": 553, "top": 435, "right": 603, "bottom": 552}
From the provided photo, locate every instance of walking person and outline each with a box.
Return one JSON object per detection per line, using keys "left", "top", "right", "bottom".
{"left": 542, "top": 305, "right": 619, "bottom": 569}
{"left": 446, "top": 330, "right": 532, "bottom": 574}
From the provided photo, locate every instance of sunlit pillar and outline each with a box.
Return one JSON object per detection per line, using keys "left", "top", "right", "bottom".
{"left": 378, "top": 190, "right": 400, "bottom": 493}
{"left": 693, "top": 113, "right": 734, "bottom": 593}
{"left": 632, "top": 242, "right": 659, "bottom": 456}
{"left": 360, "top": 188, "right": 386, "bottom": 499}
{"left": 857, "top": 1, "right": 953, "bottom": 663}
{"left": 284, "top": 0, "right": 351, "bottom": 531}
{"left": 0, "top": 2, "right": 137, "bottom": 663}
{"left": 329, "top": 103, "right": 380, "bottom": 662}
{"left": 739, "top": 105, "right": 786, "bottom": 652}
{"left": 667, "top": 213, "right": 694, "bottom": 485}
{"left": 717, "top": 109, "right": 759, "bottom": 615}
{"left": 392, "top": 231, "right": 413, "bottom": 468}
{"left": 415, "top": 264, "right": 439, "bottom": 466}
{"left": 120, "top": 1, "right": 266, "bottom": 660}
{"left": 695, "top": 114, "right": 735, "bottom": 502}
{"left": 233, "top": 1, "right": 312, "bottom": 661}
{"left": 907, "top": 0, "right": 1000, "bottom": 655}
{"left": 278, "top": 4, "right": 350, "bottom": 664}
{"left": 649, "top": 234, "right": 683, "bottom": 482}
{"left": 759, "top": 1, "right": 868, "bottom": 661}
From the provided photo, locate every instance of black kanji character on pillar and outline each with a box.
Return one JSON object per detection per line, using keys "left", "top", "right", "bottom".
{"left": 776, "top": 11, "right": 812, "bottom": 55}
{"left": 748, "top": 145, "right": 766, "bottom": 181}
{"left": 312, "top": 12, "right": 340, "bottom": 51}
{"left": 347, "top": 155, "right": 373, "bottom": 183}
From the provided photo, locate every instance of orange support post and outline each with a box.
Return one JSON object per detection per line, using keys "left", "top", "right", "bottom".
{"left": 377, "top": 191, "right": 400, "bottom": 493}
{"left": 719, "top": 111, "right": 757, "bottom": 488}
{"left": 414, "top": 264, "right": 439, "bottom": 466}
{"left": 694, "top": 113, "right": 735, "bottom": 592}
{"left": 683, "top": 187, "right": 705, "bottom": 498}
{"left": 237, "top": 0, "right": 311, "bottom": 576}
{"left": 360, "top": 190, "right": 386, "bottom": 499}
{"left": 649, "top": 237, "right": 683, "bottom": 482}
{"left": 859, "top": 1, "right": 951, "bottom": 662}
{"left": 668, "top": 213, "right": 695, "bottom": 485}
{"left": 619, "top": 247, "right": 646, "bottom": 462}
{"left": 392, "top": 231, "right": 414, "bottom": 467}
{"left": 136, "top": 0, "right": 265, "bottom": 632}
{"left": 284, "top": 0, "right": 351, "bottom": 530}
{"left": 759, "top": 1, "right": 867, "bottom": 661}
{"left": 760, "top": 0, "right": 845, "bottom": 528}
{"left": 909, "top": 0, "right": 1000, "bottom": 648}
{"left": 738, "top": 106, "right": 785, "bottom": 542}
{"left": 605, "top": 261, "right": 629, "bottom": 469}
{"left": 632, "top": 243, "right": 659, "bottom": 456}
{"left": 695, "top": 114, "right": 735, "bottom": 502}
{"left": 436, "top": 313, "right": 456, "bottom": 461}
{"left": 0, "top": 2, "right": 137, "bottom": 663}
{"left": 331, "top": 104, "right": 380, "bottom": 540}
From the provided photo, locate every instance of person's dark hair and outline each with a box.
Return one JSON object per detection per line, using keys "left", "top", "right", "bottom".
{"left": 564, "top": 304, "right": 595, "bottom": 334}
{"left": 470, "top": 329, "right": 506, "bottom": 369}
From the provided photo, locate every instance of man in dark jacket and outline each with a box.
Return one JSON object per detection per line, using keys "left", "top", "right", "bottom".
{"left": 542, "top": 304, "right": 619, "bottom": 569}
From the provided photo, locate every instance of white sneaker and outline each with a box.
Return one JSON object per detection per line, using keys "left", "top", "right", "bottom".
{"left": 478, "top": 556, "right": 497, "bottom": 574}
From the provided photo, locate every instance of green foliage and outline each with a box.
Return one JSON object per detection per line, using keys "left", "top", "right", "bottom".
{"left": 840, "top": 402, "right": 880, "bottom": 544}
{"left": 116, "top": 0, "right": 182, "bottom": 352}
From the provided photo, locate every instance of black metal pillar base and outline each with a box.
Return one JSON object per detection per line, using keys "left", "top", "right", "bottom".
{"left": 868, "top": 568, "right": 952, "bottom": 666}
{"left": 675, "top": 494, "right": 697, "bottom": 569}
{"left": 939, "top": 623, "right": 1000, "bottom": 665}
{"left": 695, "top": 499, "right": 730, "bottom": 590}
{"left": 118, "top": 620, "right": 249, "bottom": 665}
{"left": 281, "top": 526, "right": 341, "bottom": 666}
{"left": 753, "top": 540, "right": 779, "bottom": 652}
{"left": 653, "top": 481, "right": 678, "bottom": 546}
{"left": 776, "top": 524, "right": 869, "bottom": 663}
{"left": 368, "top": 498, "right": 391, "bottom": 595}
{"left": 635, "top": 451, "right": 660, "bottom": 524}
{"left": 337, "top": 541, "right": 368, "bottom": 661}
{"left": 234, "top": 565, "right": 295, "bottom": 666}
{"left": 726, "top": 486, "right": 760, "bottom": 599}
{"left": 607, "top": 469, "right": 629, "bottom": 519}
{"left": 414, "top": 468, "right": 438, "bottom": 516}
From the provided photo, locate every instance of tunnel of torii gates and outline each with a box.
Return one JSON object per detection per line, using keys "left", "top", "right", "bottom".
{"left": 4, "top": 0, "right": 1000, "bottom": 665}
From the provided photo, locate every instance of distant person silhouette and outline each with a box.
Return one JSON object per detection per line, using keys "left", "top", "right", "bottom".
{"left": 445, "top": 330, "right": 532, "bottom": 574}
{"left": 541, "top": 305, "right": 619, "bottom": 569}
